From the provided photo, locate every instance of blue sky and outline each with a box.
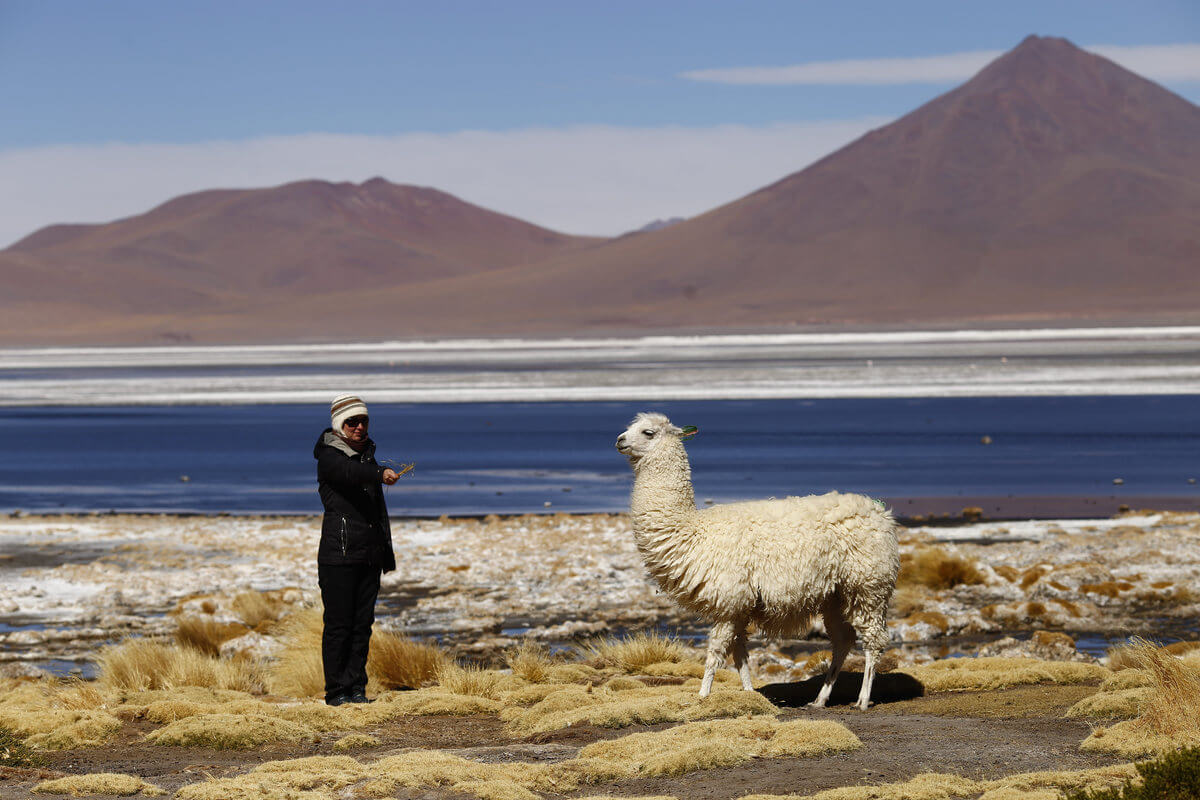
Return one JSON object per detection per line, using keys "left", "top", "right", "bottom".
{"left": 0, "top": 0, "right": 1197, "bottom": 244}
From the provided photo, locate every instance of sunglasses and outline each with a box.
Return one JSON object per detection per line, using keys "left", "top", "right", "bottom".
{"left": 343, "top": 416, "right": 369, "bottom": 428}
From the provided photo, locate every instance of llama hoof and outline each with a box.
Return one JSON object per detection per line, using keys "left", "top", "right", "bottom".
{"left": 806, "top": 699, "right": 827, "bottom": 709}
{"left": 855, "top": 700, "right": 873, "bottom": 711}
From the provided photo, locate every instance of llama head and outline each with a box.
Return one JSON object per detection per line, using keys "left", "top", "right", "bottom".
{"left": 615, "top": 412, "right": 697, "bottom": 462}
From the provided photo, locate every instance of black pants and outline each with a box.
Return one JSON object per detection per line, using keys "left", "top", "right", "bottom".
{"left": 318, "top": 562, "right": 381, "bottom": 701}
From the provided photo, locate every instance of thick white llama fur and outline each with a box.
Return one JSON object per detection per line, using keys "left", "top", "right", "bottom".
{"left": 616, "top": 412, "right": 900, "bottom": 710}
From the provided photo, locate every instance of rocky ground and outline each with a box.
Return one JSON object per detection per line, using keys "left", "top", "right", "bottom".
{"left": 2, "top": 510, "right": 1199, "bottom": 674}
{"left": 0, "top": 683, "right": 1130, "bottom": 800}
{"left": 2, "top": 510, "right": 1197, "bottom": 799}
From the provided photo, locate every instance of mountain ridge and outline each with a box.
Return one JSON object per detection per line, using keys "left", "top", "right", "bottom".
{"left": 2, "top": 35, "right": 1198, "bottom": 344}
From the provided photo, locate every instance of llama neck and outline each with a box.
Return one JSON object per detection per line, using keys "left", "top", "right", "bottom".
{"left": 630, "top": 439, "right": 696, "bottom": 536}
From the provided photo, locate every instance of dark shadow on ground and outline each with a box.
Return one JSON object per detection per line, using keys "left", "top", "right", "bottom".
{"left": 757, "top": 672, "right": 924, "bottom": 707}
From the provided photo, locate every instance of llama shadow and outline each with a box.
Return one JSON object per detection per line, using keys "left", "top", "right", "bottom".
{"left": 757, "top": 672, "right": 925, "bottom": 707}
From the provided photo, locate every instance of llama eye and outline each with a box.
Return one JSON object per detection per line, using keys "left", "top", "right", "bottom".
{"left": 642, "top": 430, "right": 655, "bottom": 437}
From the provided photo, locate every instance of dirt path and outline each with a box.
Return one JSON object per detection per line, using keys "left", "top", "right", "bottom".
{"left": 0, "top": 683, "right": 1129, "bottom": 800}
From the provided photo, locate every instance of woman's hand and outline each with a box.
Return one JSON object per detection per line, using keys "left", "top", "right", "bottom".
{"left": 382, "top": 469, "right": 400, "bottom": 485}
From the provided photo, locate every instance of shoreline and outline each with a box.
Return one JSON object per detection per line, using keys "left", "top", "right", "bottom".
{"left": 6, "top": 493, "right": 1199, "bottom": 523}
{"left": 7, "top": 326, "right": 1200, "bottom": 405}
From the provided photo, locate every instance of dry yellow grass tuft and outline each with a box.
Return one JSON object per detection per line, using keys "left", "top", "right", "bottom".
{"left": 640, "top": 660, "right": 706, "bottom": 678}
{"left": 436, "top": 663, "right": 507, "bottom": 699}
{"left": 97, "top": 638, "right": 265, "bottom": 694}
{"left": 174, "top": 616, "right": 250, "bottom": 656}
{"left": 1099, "top": 668, "right": 1153, "bottom": 691}
{"left": 249, "top": 755, "right": 367, "bottom": 790}
{"left": 367, "top": 630, "right": 447, "bottom": 690}
{"left": 1, "top": 709, "right": 123, "bottom": 750}
{"left": 1065, "top": 688, "right": 1149, "bottom": 719}
{"left": 332, "top": 732, "right": 380, "bottom": 751}
{"left": 32, "top": 772, "right": 166, "bottom": 796}
{"left": 361, "top": 750, "right": 564, "bottom": 799}
{"left": 899, "top": 547, "right": 986, "bottom": 591}
{"left": 740, "top": 772, "right": 978, "bottom": 800}
{"left": 175, "top": 776, "right": 333, "bottom": 800}
{"left": 143, "top": 713, "right": 318, "bottom": 749}
{"left": 573, "top": 717, "right": 860, "bottom": 780}
{"left": 505, "top": 640, "right": 554, "bottom": 683}
{"left": 890, "top": 585, "right": 933, "bottom": 616}
{"left": 502, "top": 683, "right": 775, "bottom": 736}
{"left": 903, "top": 656, "right": 1108, "bottom": 693}
{"left": 380, "top": 688, "right": 503, "bottom": 716}
{"left": 501, "top": 681, "right": 772, "bottom": 738}
{"left": 231, "top": 588, "right": 297, "bottom": 630}
{"left": 737, "top": 763, "right": 1137, "bottom": 800}
{"left": 268, "top": 609, "right": 445, "bottom": 697}
{"left": 266, "top": 609, "right": 325, "bottom": 698}
{"left": 1082, "top": 637, "right": 1200, "bottom": 757}
{"left": 582, "top": 631, "right": 697, "bottom": 672}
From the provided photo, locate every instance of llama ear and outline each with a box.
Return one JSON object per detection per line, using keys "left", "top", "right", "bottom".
{"left": 679, "top": 425, "right": 698, "bottom": 439}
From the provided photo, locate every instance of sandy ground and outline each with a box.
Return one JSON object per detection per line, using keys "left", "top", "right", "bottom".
{"left": 0, "top": 682, "right": 1128, "bottom": 799}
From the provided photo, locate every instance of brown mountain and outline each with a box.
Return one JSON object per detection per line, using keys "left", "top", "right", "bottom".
{"left": 3, "top": 35, "right": 1199, "bottom": 344}
{"left": 0, "top": 178, "right": 600, "bottom": 341}
{"left": 386, "top": 34, "right": 1200, "bottom": 335}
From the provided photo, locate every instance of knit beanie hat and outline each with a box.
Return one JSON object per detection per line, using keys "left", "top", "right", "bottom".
{"left": 331, "top": 394, "right": 369, "bottom": 432}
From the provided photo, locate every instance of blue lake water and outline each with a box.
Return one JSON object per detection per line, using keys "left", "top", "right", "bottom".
{"left": 2, "top": 396, "right": 1199, "bottom": 517}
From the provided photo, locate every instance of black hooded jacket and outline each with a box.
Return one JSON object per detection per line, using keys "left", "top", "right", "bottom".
{"left": 313, "top": 429, "right": 396, "bottom": 572}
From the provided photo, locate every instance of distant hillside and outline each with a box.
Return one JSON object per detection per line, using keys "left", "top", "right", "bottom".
{"left": 386, "top": 34, "right": 1200, "bottom": 336}
{"left": 0, "top": 179, "right": 600, "bottom": 341}
{"left": 2, "top": 35, "right": 1199, "bottom": 344}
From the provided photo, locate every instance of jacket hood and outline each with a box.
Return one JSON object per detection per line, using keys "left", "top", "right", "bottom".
{"left": 315, "top": 428, "right": 375, "bottom": 459}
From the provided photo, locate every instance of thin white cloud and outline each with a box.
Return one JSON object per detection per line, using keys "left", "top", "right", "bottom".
{"left": 0, "top": 119, "right": 889, "bottom": 247}
{"left": 682, "top": 51, "right": 1004, "bottom": 85}
{"left": 1088, "top": 44, "right": 1200, "bottom": 81}
{"left": 680, "top": 43, "right": 1200, "bottom": 85}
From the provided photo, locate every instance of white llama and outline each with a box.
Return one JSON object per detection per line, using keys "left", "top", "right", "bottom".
{"left": 616, "top": 412, "right": 900, "bottom": 710}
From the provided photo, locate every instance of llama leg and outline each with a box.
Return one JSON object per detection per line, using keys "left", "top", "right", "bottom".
{"left": 810, "top": 602, "right": 855, "bottom": 708}
{"left": 730, "top": 622, "right": 754, "bottom": 691}
{"left": 853, "top": 605, "right": 890, "bottom": 711}
{"left": 699, "top": 621, "right": 735, "bottom": 698}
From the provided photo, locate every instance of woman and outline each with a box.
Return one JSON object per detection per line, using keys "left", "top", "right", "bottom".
{"left": 313, "top": 393, "right": 400, "bottom": 705}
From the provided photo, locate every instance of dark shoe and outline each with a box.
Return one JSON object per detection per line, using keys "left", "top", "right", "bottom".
{"left": 348, "top": 688, "right": 371, "bottom": 704}
{"left": 326, "top": 692, "right": 349, "bottom": 706}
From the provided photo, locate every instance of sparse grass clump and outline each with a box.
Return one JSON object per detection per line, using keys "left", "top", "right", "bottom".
{"left": 33, "top": 773, "right": 165, "bottom": 796}
{"left": 502, "top": 685, "right": 776, "bottom": 735}
{"left": 266, "top": 608, "right": 325, "bottom": 698}
{"left": 333, "top": 732, "right": 380, "bottom": 751}
{"left": 143, "top": 713, "right": 318, "bottom": 749}
{"left": 738, "top": 765, "right": 1137, "bottom": 800}
{"left": 1066, "top": 688, "right": 1149, "bottom": 720}
{"left": 582, "top": 632, "right": 697, "bottom": 673}
{"left": 231, "top": 589, "right": 294, "bottom": 630}
{"left": 572, "top": 717, "right": 860, "bottom": 779}
{"left": 1083, "top": 638, "right": 1200, "bottom": 757}
{"left": 898, "top": 547, "right": 986, "bottom": 591}
{"left": 506, "top": 640, "right": 554, "bottom": 683}
{"left": 436, "top": 663, "right": 507, "bottom": 699}
{"left": 362, "top": 750, "right": 561, "bottom": 798}
{"left": 97, "top": 638, "right": 265, "bottom": 693}
{"left": 367, "top": 631, "right": 448, "bottom": 690}
{"left": 903, "top": 656, "right": 1107, "bottom": 693}
{"left": 268, "top": 609, "right": 443, "bottom": 697}
{"left": 174, "top": 616, "right": 250, "bottom": 656}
